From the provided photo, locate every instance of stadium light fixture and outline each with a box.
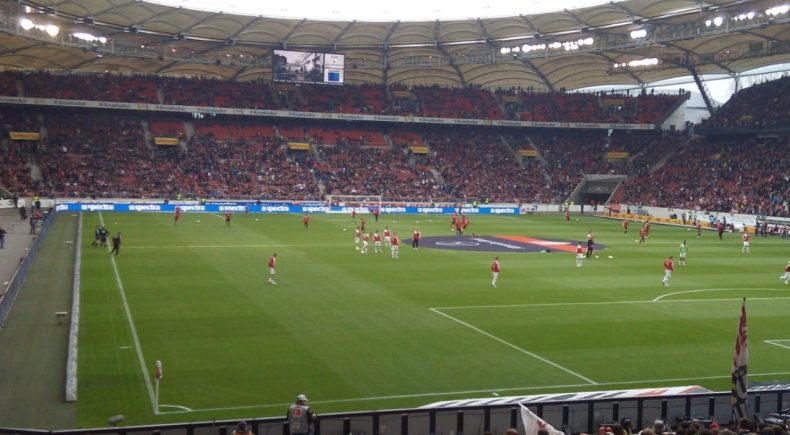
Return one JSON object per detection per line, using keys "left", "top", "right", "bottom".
{"left": 19, "top": 17, "right": 34, "bottom": 30}
{"left": 713, "top": 16, "right": 724, "bottom": 26}
{"left": 766, "top": 4, "right": 789, "bottom": 16}
{"left": 630, "top": 28, "right": 647, "bottom": 39}
{"left": 45, "top": 24, "right": 59, "bottom": 37}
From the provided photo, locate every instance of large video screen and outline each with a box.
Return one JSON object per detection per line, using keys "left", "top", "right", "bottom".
{"left": 273, "top": 50, "right": 344, "bottom": 85}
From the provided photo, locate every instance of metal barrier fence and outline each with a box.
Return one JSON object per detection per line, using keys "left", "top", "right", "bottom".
{"left": 1, "top": 390, "right": 788, "bottom": 435}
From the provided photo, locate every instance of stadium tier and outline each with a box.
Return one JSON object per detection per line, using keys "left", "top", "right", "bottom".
{"left": 0, "top": 77, "right": 788, "bottom": 216}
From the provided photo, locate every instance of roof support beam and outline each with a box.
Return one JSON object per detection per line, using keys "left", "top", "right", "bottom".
{"left": 689, "top": 66, "right": 716, "bottom": 114}
{"left": 596, "top": 52, "right": 644, "bottom": 85}
{"left": 435, "top": 20, "right": 465, "bottom": 87}
{"left": 521, "top": 58, "right": 555, "bottom": 92}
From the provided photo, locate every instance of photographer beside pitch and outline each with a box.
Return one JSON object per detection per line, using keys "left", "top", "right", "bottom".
{"left": 287, "top": 394, "right": 318, "bottom": 435}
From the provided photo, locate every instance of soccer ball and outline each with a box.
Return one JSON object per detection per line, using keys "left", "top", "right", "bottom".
{"left": 416, "top": 220, "right": 420, "bottom": 223}
{"left": 429, "top": 219, "right": 432, "bottom": 222}
{"left": 608, "top": 255, "right": 614, "bottom": 260}
{"left": 255, "top": 218, "right": 259, "bottom": 221}
{"left": 595, "top": 255, "right": 600, "bottom": 259}
{"left": 196, "top": 220, "right": 200, "bottom": 223}
{"left": 343, "top": 228, "right": 347, "bottom": 231}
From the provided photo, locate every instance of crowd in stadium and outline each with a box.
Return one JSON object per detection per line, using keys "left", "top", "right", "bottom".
{"left": 581, "top": 415, "right": 790, "bottom": 435}
{"left": 0, "top": 72, "right": 788, "bottom": 217}
{"left": 0, "top": 71, "right": 683, "bottom": 124}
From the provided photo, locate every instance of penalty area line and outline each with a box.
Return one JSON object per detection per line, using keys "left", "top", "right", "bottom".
{"left": 430, "top": 308, "right": 597, "bottom": 385}
{"left": 435, "top": 294, "right": 790, "bottom": 311}
{"left": 154, "top": 370, "right": 790, "bottom": 415}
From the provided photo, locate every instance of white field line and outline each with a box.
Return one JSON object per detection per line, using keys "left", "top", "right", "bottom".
{"left": 652, "top": 288, "right": 783, "bottom": 302}
{"left": 156, "top": 370, "right": 790, "bottom": 415}
{"left": 764, "top": 340, "right": 790, "bottom": 351}
{"left": 430, "top": 308, "right": 598, "bottom": 385}
{"left": 126, "top": 244, "right": 292, "bottom": 249}
{"left": 98, "top": 212, "right": 159, "bottom": 415}
{"left": 435, "top": 294, "right": 790, "bottom": 311}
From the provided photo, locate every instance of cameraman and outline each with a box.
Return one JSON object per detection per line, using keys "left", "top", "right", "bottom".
{"left": 287, "top": 394, "right": 318, "bottom": 435}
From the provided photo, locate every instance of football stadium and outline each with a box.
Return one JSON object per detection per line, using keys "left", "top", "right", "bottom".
{"left": 0, "top": 0, "right": 789, "bottom": 434}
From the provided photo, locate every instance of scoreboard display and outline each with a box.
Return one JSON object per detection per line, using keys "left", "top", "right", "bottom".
{"left": 273, "top": 50, "right": 344, "bottom": 85}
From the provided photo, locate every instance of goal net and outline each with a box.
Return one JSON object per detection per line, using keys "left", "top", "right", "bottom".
{"left": 326, "top": 195, "right": 383, "bottom": 209}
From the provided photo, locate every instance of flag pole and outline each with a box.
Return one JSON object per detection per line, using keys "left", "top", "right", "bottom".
{"left": 155, "top": 360, "right": 162, "bottom": 415}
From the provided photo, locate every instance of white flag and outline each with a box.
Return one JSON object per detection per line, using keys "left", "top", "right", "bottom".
{"left": 520, "top": 403, "right": 564, "bottom": 435}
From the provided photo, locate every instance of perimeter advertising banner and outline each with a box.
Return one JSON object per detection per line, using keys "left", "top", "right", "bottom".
{"left": 54, "top": 203, "right": 520, "bottom": 215}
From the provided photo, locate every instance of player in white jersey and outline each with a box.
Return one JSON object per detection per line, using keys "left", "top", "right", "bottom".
{"left": 781, "top": 260, "right": 790, "bottom": 284}
{"left": 373, "top": 231, "right": 382, "bottom": 254}
{"left": 354, "top": 226, "right": 361, "bottom": 250}
{"left": 679, "top": 240, "right": 688, "bottom": 265}
{"left": 383, "top": 226, "right": 392, "bottom": 248}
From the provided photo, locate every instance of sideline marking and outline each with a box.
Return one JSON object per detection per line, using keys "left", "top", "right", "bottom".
{"left": 765, "top": 340, "right": 790, "bottom": 351}
{"left": 155, "top": 371, "right": 790, "bottom": 415}
{"left": 99, "top": 212, "right": 158, "bottom": 415}
{"left": 652, "top": 288, "right": 780, "bottom": 302}
{"left": 430, "top": 308, "right": 598, "bottom": 385}
{"left": 436, "top": 295, "right": 790, "bottom": 311}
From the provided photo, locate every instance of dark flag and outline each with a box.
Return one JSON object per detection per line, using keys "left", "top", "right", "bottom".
{"left": 731, "top": 298, "right": 748, "bottom": 422}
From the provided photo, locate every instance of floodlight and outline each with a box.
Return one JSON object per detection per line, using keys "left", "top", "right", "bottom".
{"left": 45, "top": 24, "right": 59, "bottom": 36}
{"left": 19, "top": 18, "right": 34, "bottom": 30}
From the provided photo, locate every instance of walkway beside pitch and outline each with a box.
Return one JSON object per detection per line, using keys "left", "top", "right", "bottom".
{"left": 0, "top": 209, "right": 77, "bottom": 429}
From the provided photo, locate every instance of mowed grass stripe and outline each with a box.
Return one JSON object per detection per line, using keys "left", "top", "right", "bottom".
{"left": 75, "top": 212, "right": 790, "bottom": 426}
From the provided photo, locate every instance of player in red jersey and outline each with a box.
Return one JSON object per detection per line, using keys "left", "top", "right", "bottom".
{"left": 742, "top": 232, "right": 751, "bottom": 253}
{"left": 462, "top": 215, "right": 469, "bottom": 230}
{"left": 360, "top": 233, "right": 370, "bottom": 255}
{"left": 390, "top": 232, "right": 400, "bottom": 259}
{"left": 717, "top": 221, "right": 724, "bottom": 240}
{"left": 351, "top": 209, "right": 357, "bottom": 223}
{"left": 174, "top": 206, "right": 181, "bottom": 226}
{"left": 451, "top": 212, "right": 458, "bottom": 231}
{"left": 383, "top": 226, "right": 392, "bottom": 248}
{"left": 354, "top": 226, "right": 361, "bottom": 250}
{"left": 491, "top": 257, "right": 501, "bottom": 288}
{"left": 638, "top": 227, "right": 647, "bottom": 245}
{"left": 661, "top": 256, "right": 674, "bottom": 287}
{"left": 575, "top": 242, "right": 584, "bottom": 267}
{"left": 455, "top": 218, "right": 463, "bottom": 236}
{"left": 225, "top": 212, "right": 232, "bottom": 227}
{"left": 267, "top": 253, "right": 277, "bottom": 285}
{"left": 372, "top": 207, "right": 380, "bottom": 222}
{"left": 360, "top": 217, "right": 367, "bottom": 232}
{"left": 781, "top": 260, "right": 790, "bottom": 285}
{"left": 303, "top": 214, "right": 310, "bottom": 229}
{"left": 644, "top": 220, "right": 651, "bottom": 237}
{"left": 412, "top": 229, "right": 421, "bottom": 251}
{"left": 623, "top": 218, "right": 629, "bottom": 234}
{"left": 373, "top": 230, "right": 382, "bottom": 254}
{"left": 564, "top": 207, "right": 570, "bottom": 223}
{"left": 696, "top": 221, "right": 702, "bottom": 238}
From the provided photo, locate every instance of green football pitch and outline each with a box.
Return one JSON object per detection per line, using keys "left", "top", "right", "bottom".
{"left": 74, "top": 211, "right": 790, "bottom": 427}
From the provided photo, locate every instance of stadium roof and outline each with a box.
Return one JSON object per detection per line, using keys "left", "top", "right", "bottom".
{"left": 0, "top": 0, "right": 788, "bottom": 90}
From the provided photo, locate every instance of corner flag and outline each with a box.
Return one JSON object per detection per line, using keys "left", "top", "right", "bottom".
{"left": 520, "top": 403, "right": 564, "bottom": 435}
{"left": 731, "top": 298, "right": 748, "bottom": 422}
{"left": 155, "top": 360, "right": 163, "bottom": 382}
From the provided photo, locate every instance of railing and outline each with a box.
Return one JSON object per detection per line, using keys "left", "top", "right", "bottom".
{"left": 1, "top": 390, "right": 788, "bottom": 435}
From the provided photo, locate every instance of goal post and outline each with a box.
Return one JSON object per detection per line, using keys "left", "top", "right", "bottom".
{"left": 326, "top": 195, "right": 383, "bottom": 209}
